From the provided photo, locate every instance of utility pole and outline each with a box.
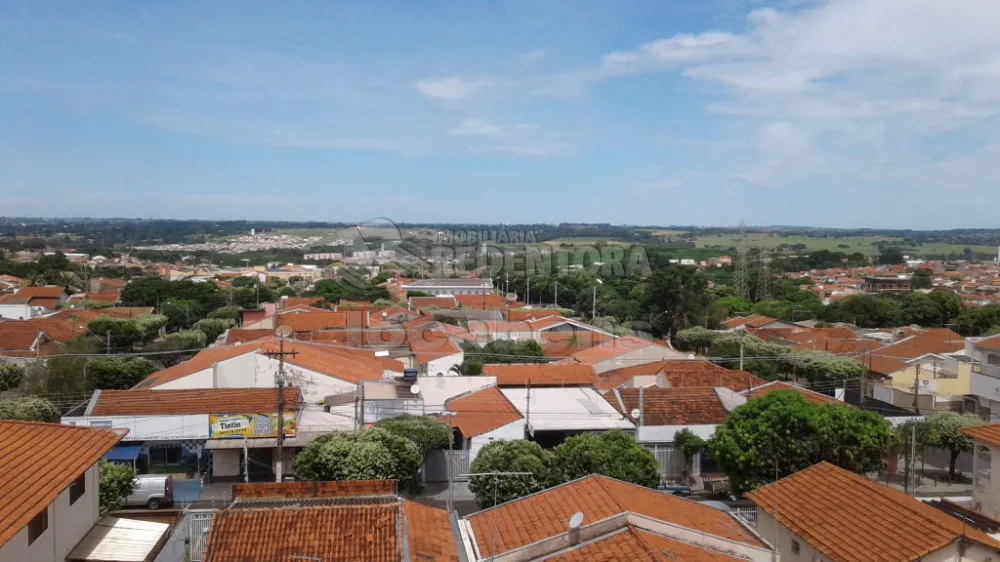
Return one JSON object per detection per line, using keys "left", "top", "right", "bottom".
{"left": 264, "top": 331, "right": 298, "bottom": 483}
{"left": 913, "top": 363, "right": 921, "bottom": 415}
{"left": 739, "top": 330, "right": 745, "bottom": 371}
{"left": 526, "top": 275, "right": 530, "bottom": 306}
{"left": 106, "top": 330, "right": 112, "bottom": 354}
{"left": 909, "top": 421, "right": 917, "bottom": 496}
{"left": 554, "top": 281, "right": 558, "bottom": 307}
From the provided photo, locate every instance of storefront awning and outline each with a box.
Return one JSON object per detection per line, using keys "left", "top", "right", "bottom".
{"left": 103, "top": 445, "right": 143, "bottom": 462}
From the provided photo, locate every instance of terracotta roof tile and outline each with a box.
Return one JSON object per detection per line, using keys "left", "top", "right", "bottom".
{"left": 233, "top": 480, "right": 397, "bottom": 499}
{"left": 548, "top": 527, "right": 743, "bottom": 562}
{"left": 0, "top": 421, "right": 125, "bottom": 548}
{"left": 90, "top": 387, "right": 302, "bottom": 416}
{"left": 466, "top": 475, "right": 761, "bottom": 558}
{"left": 455, "top": 294, "right": 521, "bottom": 310}
{"left": 976, "top": 334, "right": 1000, "bottom": 353}
{"left": 224, "top": 328, "right": 274, "bottom": 344}
{"left": 961, "top": 423, "right": 1000, "bottom": 448}
{"left": 720, "top": 314, "right": 776, "bottom": 329}
{"left": 47, "top": 307, "right": 155, "bottom": 322}
{"left": 277, "top": 311, "right": 369, "bottom": 331}
{"left": 614, "top": 387, "right": 729, "bottom": 426}
{"left": 540, "top": 331, "right": 614, "bottom": 358}
{"left": 748, "top": 462, "right": 1000, "bottom": 562}
{"left": 0, "top": 328, "right": 40, "bottom": 352}
{"left": 443, "top": 386, "right": 522, "bottom": 438}
{"left": 742, "top": 381, "right": 841, "bottom": 405}
{"left": 563, "top": 336, "right": 664, "bottom": 365}
{"left": 409, "top": 296, "right": 458, "bottom": 310}
{"left": 482, "top": 363, "right": 598, "bottom": 386}
{"left": 203, "top": 505, "right": 399, "bottom": 562}
{"left": 595, "top": 361, "right": 762, "bottom": 392}
{"left": 863, "top": 329, "right": 964, "bottom": 375}
{"left": 402, "top": 500, "right": 459, "bottom": 562}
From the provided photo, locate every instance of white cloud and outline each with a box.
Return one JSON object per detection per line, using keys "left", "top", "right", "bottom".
{"left": 518, "top": 49, "right": 548, "bottom": 62}
{"left": 600, "top": 0, "right": 1000, "bottom": 192}
{"left": 447, "top": 118, "right": 537, "bottom": 138}
{"left": 414, "top": 76, "right": 493, "bottom": 100}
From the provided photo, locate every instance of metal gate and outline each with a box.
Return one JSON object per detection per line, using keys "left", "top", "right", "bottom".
{"left": 448, "top": 450, "right": 471, "bottom": 482}
{"left": 187, "top": 510, "right": 214, "bottom": 562}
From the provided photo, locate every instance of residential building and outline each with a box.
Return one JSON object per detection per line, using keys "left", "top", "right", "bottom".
{"left": 864, "top": 275, "right": 913, "bottom": 293}
{"left": 963, "top": 424, "right": 1000, "bottom": 521}
{"left": 500, "top": 386, "right": 634, "bottom": 446}
{"left": 131, "top": 337, "right": 402, "bottom": 403}
{"left": 968, "top": 335, "right": 1000, "bottom": 420}
{"left": 0, "top": 421, "right": 125, "bottom": 562}
{"left": 721, "top": 314, "right": 799, "bottom": 331}
{"left": 399, "top": 277, "right": 494, "bottom": 296}
{"left": 458, "top": 474, "right": 773, "bottom": 561}
{"left": 557, "top": 335, "right": 688, "bottom": 374}
{"left": 481, "top": 363, "right": 598, "bottom": 387}
{"left": 749, "top": 461, "right": 1000, "bottom": 562}
{"left": 0, "top": 286, "right": 69, "bottom": 319}
{"left": 202, "top": 480, "right": 457, "bottom": 562}
{"left": 61, "top": 387, "right": 341, "bottom": 482}
{"left": 441, "top": 385, "right": 525, "bottom": 461}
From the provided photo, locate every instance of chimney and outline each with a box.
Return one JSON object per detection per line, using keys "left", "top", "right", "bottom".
{"left": 280, "top": 295, "right": 289, "bottom": 311}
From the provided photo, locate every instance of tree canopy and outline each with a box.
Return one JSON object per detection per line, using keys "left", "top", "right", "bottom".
{"left": 922, "top": 412, "right": 985, "bottom": 477}
{"left": 710, "top": 391, "right": 892, "bottom": 495}
{"left": 293, "top": 428, "right": 422, "bottom": 492}
{"left": 0, "top": 362, "right": 25, "bottom": 392}
{"left": 0, "top": 396, "right": 61, "bottom": 422}
{"left": 550, "top": 430, "right": 660, "bottom": 488}
{"left": 374, "top": 415, "right": 452, "bottom": 457}
{"left": 85, "top": 357, "right": 159, "bottom": 390}
{"left": 468, "top": 440, "right": 553, "bottom": 508}
{"left": 99, "top": 461, "right": 136, "bottom": 515}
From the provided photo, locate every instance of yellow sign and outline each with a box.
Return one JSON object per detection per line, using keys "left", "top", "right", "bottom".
{"left": 209, "top": 413, "right": 296, "bottom": 439}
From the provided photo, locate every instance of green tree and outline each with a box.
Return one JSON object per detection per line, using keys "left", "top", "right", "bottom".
{"left": 293, "top": 428, "right": 422, "bottom": 491}
{"left": 477, "top": 340, "right": 545, "bottom": 363}
{"left": 642, "top": 266, "right": 709, "bottom": 338}
{"left": 912, "top": 268, "right": 933, "bottom": 290}
{"left": 207, "top": 306, "right": 241, "bottom": 322}
{"left": 786, "top": 350, "right": 869, "bottom": 384}
{"left": 0, "top": 362, "right": 25, "bottom": 392}
{"left": 119, "top": 277, "right": 172, "bottom": 307}
{"left": 85, "top": 357, "right": 159, "bottom": 390}
{"left": 314, "top": 280, "right": 350, "bottom": 302}
{"left": 98, "top": 461, "right": 136, "bottom": 515}
{"left": 674, "top": 327, "right": 721, "bottom": 354}
{"left": 879, "top": 247, "right": 905, "bottom": 265}
{"left": 469, "top": 440, "right": 553, "bottom": 508}
{"left": 160, "top": 299, "right": 203, "bottom": 331}
{"left": 143, "top": 330, "right": 207, "bottom": 366}
{"left": 22, "top": 338, "right": 99, "bottom": 396}
{"left": 899, "top": 292, "right": 944, "bottom": 327}
{"left": 923, "top": 412, "right": 985, "bottom": 478}
{"left": 710, "top": 391, "right": 891, "bottom": 495}
{"left": 193, "top": 317, "right": 236, "bottom": 342}
{"left": 894, "top": 419, "right": 932, "bottom": 494}
{"left": 0, "top": 396, "right": 61, "bottom": 422}
{"left": 550, "top": 430, "right": 660, "bottom": 488}
{"left": 673, "top": 428, "right": 706, "bottom": 483}
{"left": 929, "top": 290, "right": 964, "bottom": 325}
{"left": 715, "top": 296, "right": 752, "bottom": 316}
{"left": 374, "top": 415, "right": 451, "bottom": 458}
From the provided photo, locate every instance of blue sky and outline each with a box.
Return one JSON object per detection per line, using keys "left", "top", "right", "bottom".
{"left": 2, "top": 0, "right": 1000, "bottom": 228}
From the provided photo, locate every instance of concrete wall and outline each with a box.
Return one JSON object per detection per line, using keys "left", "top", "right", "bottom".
{"left": 592, "top": 346, "right": 686, "bottom": 375}
{"left": 469, "top": 419, "right": 526, "bottom": 461}
{"left": 426, "top": 352, "right": 464, "bottom": 377}
{"left": 0, "top": 464, "right": 100, "bottom": 562}
{"left": 0, "top": 303, "right": 33, "bottom": 320}
{"left": 63, "top": 414, "right": 210, "bottom": 441}
{"left": 972, "top": 442, "right": 1000, "bottom": 520}
{"left": 152, "top": 367, "right": 214, "bottom": 390}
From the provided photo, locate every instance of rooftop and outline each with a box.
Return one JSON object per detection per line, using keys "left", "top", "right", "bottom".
{"left": 0, "top": 421, "right": 126, "bottom": 548}
{"left": 502, "top": 386, "right": 634, "bottom": 433}
{"left": 465, "top": 474, "right": 762, "bottom": 558}
{"left": 747, "top": 462, "right": 1000, "bottom": 562}
{"left": 614, "top": 387, "right": 730, "bottom": 426}
{"left": 89, "top": 387, "right": 302, "bottom": 416}
{"left": 482, "top": 363, "right": 598, "bottom": 387}
{"left": 442, "top": 385, "right": 522, "bottom": 438}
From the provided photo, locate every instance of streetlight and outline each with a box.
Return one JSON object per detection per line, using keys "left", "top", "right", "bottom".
{"left": 592, "top": 279, "right": 603, "bottom": 319}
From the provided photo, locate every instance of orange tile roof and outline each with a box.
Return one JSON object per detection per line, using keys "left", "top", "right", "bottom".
{"left": 721, "top": 314, "right": 777, "bottom": 330}
{"left": 280, "top": 296, "right": 324, "bottom": 309}
{"left": 0, "top": 317, "right": 88, "bottom": 343}
{"left": 960, "top": 423, "right": 1000, "bottom": 448}
{"left": 548, "top": 527, "right": 743, "bottom": 562}
{"left": 409, "top": 296, "right": 458, "bottom": 310}
{"left": 203, "top": 505, "right": 399, "bottom": 562}
{"left": 402, "top": 500, "right": 459, "bottom": 562}
{"left": 466, "top": 475, "right": 761, "bottom": 558}
{"left": 615, "top": 387, "right": 729, "bottom": 426}
{"left": 481, "top": 363, "right": 598, "bottom": 386}
{"left": 563, "top": 336, "right": 663, "bottom": 365}
{"left": 742, "top": 381, "right": 841, "bottom": 405}
{"left": 47, "top": 307, "right": 155, "bottom": 322}
{"left": 11, "top": 286, "right": 67, "bottom": 299}
{"left": 80, "top": 290, "right": 122, "bottom": 303}
{"left": 0, "top": 421, "right": 125, "bottom": 548}
{"left": 595, "top": 360, "right": 762, "bottom": 392}
{"left": 540, "top": 330, "right": 613, "bottom": 358}
{"left": 443, "top": 386, "right": 522, "bottom": 438}
{"left": 224, "top": 328, "right": 273, "bottom": 344}
{"left": 0, "top": 329, "right": 39, "bottom": 352}
{"left": 90, "top": 387, "right": 302, "bottom": 416}
{"left": 455, "top": 294, "right": 521, "bottom": 310}
{"left": 233, "top": 480, "right": 397, "bottom": 499}
{"left": 748, "top": 462, "right": 1000, "bottom": 562}
{"left": 134, "top": 338, "right": 398, "bottom": 389}
{"left": 864, "top": 329, "right": 964, "bottom": 376}
{"left": 276, "top": 311, "right": 369, "bottom": 331}
{"left": 976, "top": 334, "right": 1000, "bottom": 352}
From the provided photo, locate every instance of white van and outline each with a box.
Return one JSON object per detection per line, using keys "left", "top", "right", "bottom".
{"left": 123, "top": 474, "right": 174, "bottom": 510}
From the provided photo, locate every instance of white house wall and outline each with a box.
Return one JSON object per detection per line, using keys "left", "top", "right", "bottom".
{"left": 469, "top": 419, "right": 525, "bottom": 461}
{"left": 0, "top": 464, "right": 100, "bottom": 562}
{"left": 151, "top": 367, "right": 214, "bottom": 390}
{"left": 592, "top": 346, "right": 687, "bottom": 375}
{"left": 637, "top": 424, "right": 717, "bottom": 444}
{"left": 0, "top": 304, "right": 33, "bottom": 320}
{"left": 426, "top": 352, "right": 464, "bottom": 377}
{"left": 215, "top": 352, "right": 261, "bottom": 388}
{"left": 62, "top": 414, "right": 210, "bottom": 441}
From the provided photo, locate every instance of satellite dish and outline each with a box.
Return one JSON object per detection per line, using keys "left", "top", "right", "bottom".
{"left": 410, "top": 384, "right": 421, "bottom": 395}
{"left": 630, "top": 409, "right": 641, "bottom": 419}
{"left": 568, "top": 512, "right": 584, "bottom": 530}
{"left": 275, "top": 325, "right": 293, "bottom": 338}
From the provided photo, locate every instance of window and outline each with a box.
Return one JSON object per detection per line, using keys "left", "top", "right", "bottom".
{"left": 149, "top": 444, "right": 183, "bottom": 467}
{"left": 28, "top": 508, "right": 48, "bottom": 544}
{"left": 791, "top": 540, "right": 801, "bottom": 555}
{"left": 69, "top": 474, "right": 86, "bottom": 505}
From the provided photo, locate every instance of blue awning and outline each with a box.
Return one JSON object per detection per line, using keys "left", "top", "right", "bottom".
{"left": 103, "top": 445, "right": 143, "bottom": 462}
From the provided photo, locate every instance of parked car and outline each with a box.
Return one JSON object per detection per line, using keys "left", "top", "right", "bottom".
{"left": 123, "top": 474, "right": 174, "bottom": 510}
{"left": 657, "top": 484, "right": 692, "bottom": 497}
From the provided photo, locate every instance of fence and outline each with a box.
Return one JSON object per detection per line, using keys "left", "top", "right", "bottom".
{"left": 448, "top": 450, "right": 472, "bottom": 482}
{"left": 424, "top": 450, "right": 472, "bottom": 483}
{"left": 642, "top": 444, "right": 687, "bottom": 478}
{"left": 730, "top": 507, "right": 757, "bottom": 528}
{"left": 187, "top": 509, "right": 215, "bottom": 562}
